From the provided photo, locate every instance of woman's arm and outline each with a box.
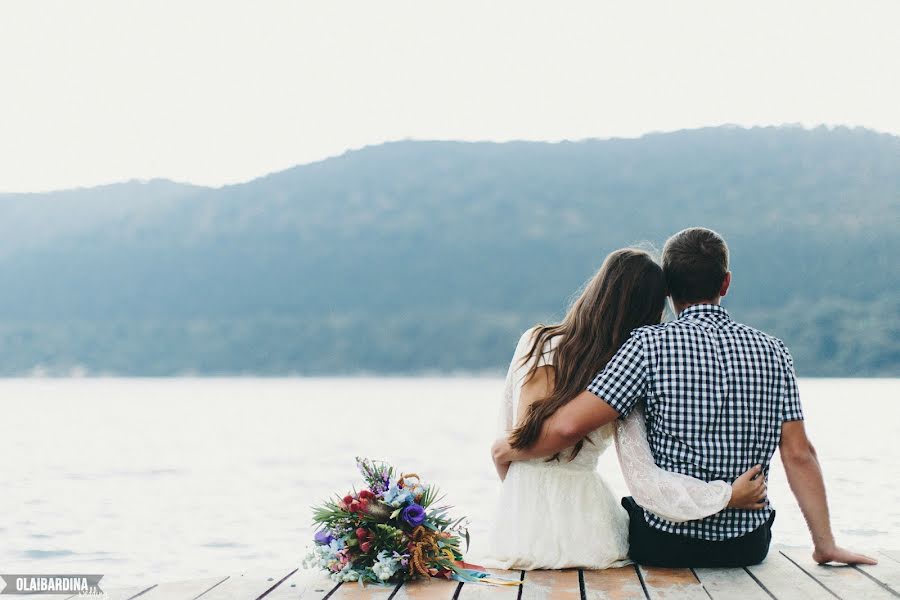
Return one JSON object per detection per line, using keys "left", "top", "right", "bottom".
{"left": 494, "top": 362, "right": 556, "bottom": 479}
{"left": 494, "top": 330, "right": 553, "bottom": 480}
{"left": 614, "top": 407, "right": 765, "bottom": 522}
{"left": 493, "top": 341, "right": 518, "bottom": 481}
{"left": 517, "top": 365, "right": 554, "bottom": 426}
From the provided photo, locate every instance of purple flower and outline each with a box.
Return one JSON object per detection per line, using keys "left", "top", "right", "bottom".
{"left": 393, "top": 551, "right": 410, "bottom": 568}
{"left": 314, "top": 530, "right": 334, "bottom": 545}
{"left": 401, "top": 503, "right": 426, "bottom": 527}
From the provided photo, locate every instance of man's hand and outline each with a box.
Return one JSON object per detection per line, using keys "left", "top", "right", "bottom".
{"left": 491, "top": 438, "right": 512, "bottom": 481}
{"left": 812, "top": 545, "right": 878, "bottom": 565}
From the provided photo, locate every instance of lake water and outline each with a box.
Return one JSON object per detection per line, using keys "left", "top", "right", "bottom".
{"left": 1, "top": 378, "right": 897, "bottom": 587}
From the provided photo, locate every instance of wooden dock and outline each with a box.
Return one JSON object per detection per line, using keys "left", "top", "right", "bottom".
{"left": 34, "top": 548, "right": 899, "bottom": 599}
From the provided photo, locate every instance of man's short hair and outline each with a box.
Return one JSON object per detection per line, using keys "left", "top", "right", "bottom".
{"left": 662, "top": 227, "right": 729, "bottom": 303}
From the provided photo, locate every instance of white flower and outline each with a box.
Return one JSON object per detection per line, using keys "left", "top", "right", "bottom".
{"left": 371, "top": 550, "right": 400, "bottom": 581}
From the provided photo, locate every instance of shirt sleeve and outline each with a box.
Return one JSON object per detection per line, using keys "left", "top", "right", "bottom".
{"left": 587, "top": 333, "right": 648, "bottom": 418}
{"left": 776, "top": 339, "right": 804, "bottom": 421}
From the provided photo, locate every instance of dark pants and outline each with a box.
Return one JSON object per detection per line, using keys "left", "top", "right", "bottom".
{"left": 622, "top": 496, "right": 775, "bottom": 568}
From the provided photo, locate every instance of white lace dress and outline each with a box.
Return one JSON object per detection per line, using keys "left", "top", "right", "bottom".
{"left": 483, "top": 328, "right": 732, "bottom": 570}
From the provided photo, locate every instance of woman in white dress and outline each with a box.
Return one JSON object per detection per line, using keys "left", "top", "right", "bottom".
{"left": 485, "top": 248, "right": 766, "bottom": 570}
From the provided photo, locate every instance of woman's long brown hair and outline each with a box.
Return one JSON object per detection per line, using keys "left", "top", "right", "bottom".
{"left": 509, "top": 248, "right": 666, "bottom": 459}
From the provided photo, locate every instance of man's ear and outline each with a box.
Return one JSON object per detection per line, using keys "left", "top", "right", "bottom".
{"left": 719, "top": 272, "right": 732, "bottom": 297}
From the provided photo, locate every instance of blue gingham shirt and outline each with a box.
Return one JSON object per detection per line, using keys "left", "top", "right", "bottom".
{"left": 588, "top": 304, "right": 803, "bottom": 540}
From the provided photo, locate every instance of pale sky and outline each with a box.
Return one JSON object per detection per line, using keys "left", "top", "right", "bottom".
{"left": 1, "top": 0, "right": 898, "bottom": 192}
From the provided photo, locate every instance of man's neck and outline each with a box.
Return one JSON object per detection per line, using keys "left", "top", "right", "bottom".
{"left": 673, "top": 297, "right": 720, "bottom": 316}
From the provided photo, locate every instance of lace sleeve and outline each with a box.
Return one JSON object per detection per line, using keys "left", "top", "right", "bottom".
{"left": 614, "top": 406, "right": 731, "bottom": 523}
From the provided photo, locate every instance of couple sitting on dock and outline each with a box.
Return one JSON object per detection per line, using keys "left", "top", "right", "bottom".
{"left": 488, "top": 227, "right": 876, "bottom": 570}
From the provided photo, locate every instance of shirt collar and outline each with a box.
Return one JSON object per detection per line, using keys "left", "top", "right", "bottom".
{"left": 677, "top": 303, "right": 731, "bottom": 322}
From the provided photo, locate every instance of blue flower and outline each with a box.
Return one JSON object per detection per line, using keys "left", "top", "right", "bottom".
{"left": 402, "top": 478, "right": 425, "bottom": 498}
{"left": 401, "top": 503, "right": 426, "bottom": 527}
{"left": 382, "top": 482, "right": 413, "bottom": 507}
{"left": 328, "top": 537, "right": 346, "bottom": 551}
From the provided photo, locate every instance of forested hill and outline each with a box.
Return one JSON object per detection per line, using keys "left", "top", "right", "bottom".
{"left": 0, "top": 125, "right": 896, "bottom": 376}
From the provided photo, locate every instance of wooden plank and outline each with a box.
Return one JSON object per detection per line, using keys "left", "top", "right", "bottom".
{"left": 519, "top": 570, "right": 581, "bottom": 600}
{"left": 456, "top": 568, "right": 521, "bottom": 599}
{"left": 746, "top": 552, "right": 831, "bottom": 600}
{"left": 327, "top": 580, "right": 401, "bottom": 599}
{"left": 390, "top": 577, "right": 460, "bottom": 599}
{"left": 262, "top": 569, "right": 338, "bottom": 599}
{"left": 782, "top": 549, "right": 896, "bottom": 600}
{"left": 857, "top": 554, "right": 900, "bottom": 597}
{"left": 198, "top": 570, "right": 298, "bottom": 600}
{"left": 129, "top": 577, "right": 227, "bottom": 599}
{"left": 582, "top": 566, "right": 647, "bottom": 599}
{"left": 638, "top": 566, "right": 706, "bottom": 599}
{"left": 693, "top": 568, "right": 769, "bottom": 600}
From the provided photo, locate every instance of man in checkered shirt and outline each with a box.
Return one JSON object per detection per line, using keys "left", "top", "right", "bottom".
{"left": 493, "top": 227, "right": 875, "bottom": 567}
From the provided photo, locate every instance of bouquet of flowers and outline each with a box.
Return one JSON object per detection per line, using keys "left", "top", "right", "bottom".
{"left": 304, "top": 457, "right": 514, "bottom": 586}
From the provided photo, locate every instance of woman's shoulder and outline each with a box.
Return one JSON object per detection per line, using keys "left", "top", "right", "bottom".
{"left": 515, "top": 325, "right": 547, "bottom": 351}
{"left": 516, "top": 326, "right": 539, "bottom": 347}
{"left": 510, "top": 327, "right": 536, "bottom": 365}
{"left": 514, "top": 326, "right": 560, "bottom": 367}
